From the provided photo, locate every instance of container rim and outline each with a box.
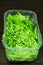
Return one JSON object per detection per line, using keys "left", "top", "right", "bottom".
{"left": 4, "top": 10, "right": 37, "bottom": 18}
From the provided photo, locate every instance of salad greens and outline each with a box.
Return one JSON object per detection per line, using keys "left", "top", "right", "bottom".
{"left": 3, "top": 12, "right": 40, "bottom": 61}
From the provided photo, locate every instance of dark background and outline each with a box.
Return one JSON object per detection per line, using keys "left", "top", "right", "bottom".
{"left": 0, "top": 0, "right": 43, "bottom": 65}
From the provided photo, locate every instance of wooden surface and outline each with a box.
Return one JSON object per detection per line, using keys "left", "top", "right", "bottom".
{"left": 0, "top": 0, "right": 43, "bottom": 65}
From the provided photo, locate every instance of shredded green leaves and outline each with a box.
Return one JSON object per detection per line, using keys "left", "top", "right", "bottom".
{"left": 3, "top": 12, "right": 40, "bottom": 61}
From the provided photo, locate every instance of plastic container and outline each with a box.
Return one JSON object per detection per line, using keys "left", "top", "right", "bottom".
{"left": 2, "top": 10, "right": 42, "bottom": 62}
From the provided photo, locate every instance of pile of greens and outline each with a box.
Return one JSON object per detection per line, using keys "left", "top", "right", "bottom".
{"left": 3, "top": 12, "right": 40, "bottom": 61}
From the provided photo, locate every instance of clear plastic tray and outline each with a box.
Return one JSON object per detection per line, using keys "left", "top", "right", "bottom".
{"left": 2, "top": 10, "right": 42, "bottom": 62}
